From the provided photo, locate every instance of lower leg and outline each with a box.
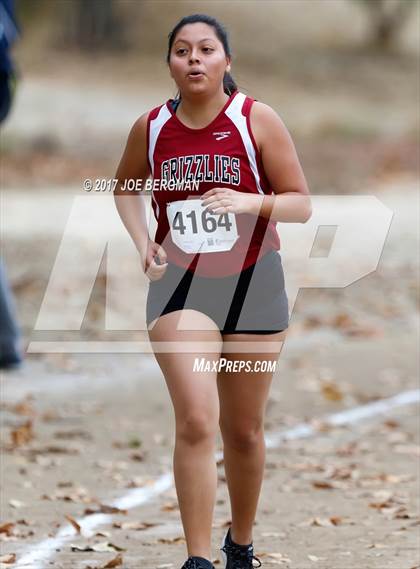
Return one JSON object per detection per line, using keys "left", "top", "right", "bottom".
{"left": 148, "top": 310, "right": 223, "bottom": 560}
{"left": 217, "top": 334, "right": 285, "bottom": 546}
{"left": 174, "top": 433, "right": 217, "bottom": 559}
{"left": 222, "top": 429, "right": 266, "bottom": 545}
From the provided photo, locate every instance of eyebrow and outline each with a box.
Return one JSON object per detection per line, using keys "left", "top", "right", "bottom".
{"left": 173, "top": 38, "right": 217, "bottom": 45}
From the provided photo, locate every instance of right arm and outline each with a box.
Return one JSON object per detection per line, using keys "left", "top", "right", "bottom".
{"left": 113, "top": 112, "right": 168, "bottom": 281}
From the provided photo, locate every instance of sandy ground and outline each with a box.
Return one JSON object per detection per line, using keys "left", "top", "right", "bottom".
{"left": 0, "top": 338, "right": 419, "bottom": 569}
{"left": 0, "top": 178, "right": 419, "bottom": 568}
{"left": 1, "top": 41, "right": 419, "bottom": 568}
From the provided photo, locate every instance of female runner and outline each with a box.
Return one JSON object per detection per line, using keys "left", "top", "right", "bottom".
{"left": 114, "top": 14, "right": 311, "bottom": 569}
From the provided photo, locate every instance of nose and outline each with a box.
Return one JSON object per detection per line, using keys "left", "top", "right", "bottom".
{"left": 189, "top": 49, "right": 200, "bottom": 64}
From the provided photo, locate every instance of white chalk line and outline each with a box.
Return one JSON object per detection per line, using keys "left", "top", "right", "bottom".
{"left": 14, "top": 388, "right": 420, "bottom": 568}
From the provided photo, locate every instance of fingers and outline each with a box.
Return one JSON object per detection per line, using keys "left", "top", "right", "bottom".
{"left": 143, "top": 242, "right": 168, "bottom": 281}
{"left": 201, "top": 187, "right": 229, "bottom": 205}
{"left": 200, "top": 188, "right": 218, "bottom": 199}
{"left": 202, "top": 197, "right": 231, "bottom": 214}
{"left": 201, "top": 188, "right": 233, "bottom": 213}
{"left": 146, "top": 257, "right": 168, "bottom": 281}
{"left": 156, "top": 245, "right": 167, "bottom": 264}
{"left": 211, "top": 205, "right": 231, "bottom": 214}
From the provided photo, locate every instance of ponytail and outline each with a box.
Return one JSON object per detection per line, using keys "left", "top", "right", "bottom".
{"left": 223, "top": 71, "right": 237, "bottom": 96}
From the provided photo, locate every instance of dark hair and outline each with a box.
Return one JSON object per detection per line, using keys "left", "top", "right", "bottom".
{"left": 166, "top": 14, "right": 237, "bottom": 97}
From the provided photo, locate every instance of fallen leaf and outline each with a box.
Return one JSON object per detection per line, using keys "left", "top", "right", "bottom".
{"left": 264, "top": 551, "right": 292, "bottom": 563}
{"left": 299, "top": 516, "right": 347, "bottom": 527}
{"left": 320, "top": 381, "right": 343, "bottom": 402}
{"left": 331, "top": 313, "right": 353, "bottom": 329}
{"left": 65, "top": 515, "right": 81, "bottom": 534}
{"left": 130, "top": 452, "right": 146, "bottom": 462}
{"left": 311, "top": 480, "right": 335, "bottom": 489}
{"left": 42, "top": 486, "right": 93, "bottom": 504}
{"left": 9, "top": 499, "right": 25, "bottom": 509}
{"left": 25, "top": 445, "right": 80, "bottom": 457}
{"left": 0, "top": 553, "right": 16, "bottom": 564}
{"left": 0, "top": 523, "right": 15, "bottom": 537}
{"left": 103, "top": 553, "right": 123, "bottom": 568}
{"left": 311, "top": 517, "right": 336, "bottom": 527}
{"left": 41, "top": 410, "right": 62, "bottom": 422}
{"left": 84, "top": 504, "right": 127, "bottom": 516}
{"left": 95, "top": 531, "right": 111, "bottom": 538}
{"left": 12, "top": 399, "right": 37, "bottom": 417}
{"left": 126, "top": 477, "right": 146, "bottom": 488}
{"left": 383, "top": 419, "right": 399, "bottom": 428}
{"left": 11, "top": 421, "right": 34, "bottom": 447}
{"left": 112, "top": 521, "right": 157, "bottom": 531}
{"left": 157, "top": 536, "right": 186, "bottom": 544}
{"left": 161, "top": 502, "right": 179, "bottom": 512}
{"left": 71, "top": 541, "right": 125, "bottom": 552}
{"left": 54, "top": 429, "right": 93, "bottom": 440}
{"left": 335, "top": 441, "right": 359, "bottom": 456}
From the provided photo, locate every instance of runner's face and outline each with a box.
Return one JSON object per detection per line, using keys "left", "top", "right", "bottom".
{"left": 169, "top": 23, "right": 230, "bottom": 96}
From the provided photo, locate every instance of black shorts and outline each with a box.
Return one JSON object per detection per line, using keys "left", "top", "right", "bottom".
{"left": 146, "top": 250, "right": 289, "bottom": 335}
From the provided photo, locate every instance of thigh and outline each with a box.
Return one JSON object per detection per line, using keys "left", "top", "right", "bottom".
{"left": 148, "top": 309, "right": 223, "bottom": 424}
{"left": 217, "top": 331, "right": 287, "bottom": 428}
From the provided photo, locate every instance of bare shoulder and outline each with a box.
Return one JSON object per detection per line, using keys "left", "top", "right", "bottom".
{"left": 122, "top": 110, "right": 151, "bottom": 157}
{"left": 249, "top": 101, "right": 291, "bottom": 151}
{"left": 128, "top": 110, "right": 150, "bottom": 143}
{"left": 250, "top": 101, "right": 281, "bottom": 121}
{"left": 114, "top": 111, "right": 152, "bottom": 186}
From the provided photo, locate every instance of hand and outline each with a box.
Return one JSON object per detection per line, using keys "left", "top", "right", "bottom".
{"left": 143, "top": 240, "right": 168, "bottom": 281}
{"left": 200, "top": 187, "right": 262, "bottom": 215}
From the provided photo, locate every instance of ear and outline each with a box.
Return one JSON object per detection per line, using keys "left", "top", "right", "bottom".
{"left": 226, "top": 57, "right": 231, "bottom": 73}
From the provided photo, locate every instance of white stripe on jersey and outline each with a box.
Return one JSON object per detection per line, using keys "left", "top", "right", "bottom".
{"left": 148, "top": 105, "right": 172, "bottom": 218}
{"left": 224, "top": 92, "right": 264, "bottom": 195}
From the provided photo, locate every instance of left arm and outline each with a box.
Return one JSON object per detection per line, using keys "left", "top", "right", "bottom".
{"left": 201, "top": 101, "right": 312, "bottom": 223}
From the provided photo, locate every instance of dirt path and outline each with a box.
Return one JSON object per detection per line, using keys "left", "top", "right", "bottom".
{"left": 1, "top": 181, "right": 419, "bottom": 568}
{"left": 1, "top": 335, "right": 418, "bottom": 568}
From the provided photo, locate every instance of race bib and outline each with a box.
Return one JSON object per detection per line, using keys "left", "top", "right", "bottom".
{"left": 167, "top": 198, "right": 239, "bottom": 254}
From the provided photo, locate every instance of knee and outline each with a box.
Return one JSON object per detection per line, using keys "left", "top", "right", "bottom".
{"left": 176, "top": 413, "right": 218, "bottom": 445}
{"left": 221, "top": 419, "right": 264, "bottom": 451}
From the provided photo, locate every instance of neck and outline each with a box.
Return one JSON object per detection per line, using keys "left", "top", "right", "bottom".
{"left": 176, "top": 89, "right": 231, "bottom": 128}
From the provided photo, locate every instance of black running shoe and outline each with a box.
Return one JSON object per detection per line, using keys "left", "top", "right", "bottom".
{"left": 220, "top": 527, "right": 262, "bottom": 568}
{"left": 181, "top": 556, "right": 215, "bottom": 569}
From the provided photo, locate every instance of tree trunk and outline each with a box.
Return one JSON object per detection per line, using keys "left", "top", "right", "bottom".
{"left": 356, "top": 0, "right": 414, "bottom": 50}
{"left": 71, "top": 0, "right": 124, "bottom": 51}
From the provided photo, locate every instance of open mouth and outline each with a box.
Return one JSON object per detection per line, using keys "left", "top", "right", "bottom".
{"left": 187, "top": 71, "right": 204, "bottom": 78}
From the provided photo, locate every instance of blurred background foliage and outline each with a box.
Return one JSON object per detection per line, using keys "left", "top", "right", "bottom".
{"left": 2, "top": 0, "right": 419, "bottom": 194}
{"left": 1, "top": 0, "right": 419, "bottom": 350}
{"left": 15, "top": 0, "right": 419, "bottom": 54}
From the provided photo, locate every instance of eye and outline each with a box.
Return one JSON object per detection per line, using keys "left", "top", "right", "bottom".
{"left": 176, "top": 48, "right": 187, "bottom": 55}
{"left": 202, "top": 47, "right": 214, "bottom": 53}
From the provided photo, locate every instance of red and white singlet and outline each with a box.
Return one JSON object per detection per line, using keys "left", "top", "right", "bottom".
{"left": 146, "top": 90, "right": 281, "bottom": 277}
